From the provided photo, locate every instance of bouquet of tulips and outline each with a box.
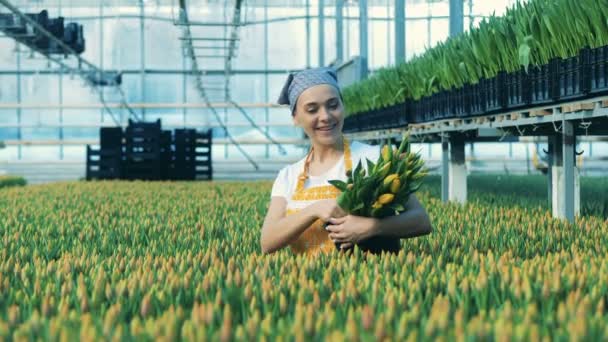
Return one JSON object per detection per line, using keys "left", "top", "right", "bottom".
{"left": 328, "top": 134, "right": 427, "bottom": 219}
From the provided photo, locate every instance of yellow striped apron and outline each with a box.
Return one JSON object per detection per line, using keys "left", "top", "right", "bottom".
{"left": 286, "top": 136, "right": 352, "bottom": 256}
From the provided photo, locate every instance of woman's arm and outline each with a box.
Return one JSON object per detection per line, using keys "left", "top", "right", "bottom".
{"left": 260, "top": 197, "right": 316, "bottom": 254}
{"left": 326, "top": 194, "right": 432, "bottom": 245}
{"left": 260, "top": 198, "right": 345, "bottom": 254}
{"left": 372, "top": 194, "right": 432, "bottom": 239}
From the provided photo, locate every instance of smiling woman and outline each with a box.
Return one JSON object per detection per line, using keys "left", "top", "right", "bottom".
{"left": 260, "top": 67, "right": 432, "bottom": 256}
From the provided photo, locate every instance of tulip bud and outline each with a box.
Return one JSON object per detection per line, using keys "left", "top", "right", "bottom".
{"left": 140, "top": 294, "right": 151, "bottom": 318}
{"left": 383, "top": 174, "right": 399, "bottom": 187}
{"left": 378, "top": 193, "right": 394, "bottom": 205}
{"left": 390, "top": 178, "right": 401, "bottom": 193}
{"left": 381, "top": 145, "right": 390, "bottom": 161}
{"left": 377, "top": 162, "right": 391, "bottom": 178}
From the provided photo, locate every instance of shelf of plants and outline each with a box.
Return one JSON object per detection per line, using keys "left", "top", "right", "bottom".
{"left": 342, "top": 0, "right": 608, "bottom": 133}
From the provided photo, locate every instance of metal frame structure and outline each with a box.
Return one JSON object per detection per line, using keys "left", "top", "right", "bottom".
{"left": 4, "top": 0, "right": 593, "bottom": 191}
{"left": 0, "top": 0, "right": 139, "bottom": 125}
{"left": 0, "top": 0, "right": 487, "bottom": 136}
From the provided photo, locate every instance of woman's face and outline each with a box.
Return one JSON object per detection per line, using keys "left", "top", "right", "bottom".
{"left": 293, "top": 84, "right": 344, "bottom": 147}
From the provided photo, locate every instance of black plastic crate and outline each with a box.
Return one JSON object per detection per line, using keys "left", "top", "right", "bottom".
{"left": 124, "top": 161, "right": 161, "bottom": 180}
{"left": 353, "top": 102, "right": 407, "bottom": 131}
{"left": 424, "top": 93, "right": 440, "bottom": 121}
{"left": 342, "top": 115, "right": 359, "bottom": 133}
{"left": 160, "top": 130, "right": 172, "bottom": 179}
{"left": 374, "top": 102, "right": 406, "bottom": 129}
{"left": 438, "top": 91, "right": 452, "bottom": 119}
{"left": 86, "top": 145, "right": 122, "bottom": 180}
{"left": 528, "top": 62, "right": 554, "bottom": 105}
{"left": 196, "top": 130, "right": 213, "bottom": 144}
{"left": 100, "top": 127, "right": 123, "bottom": 149}
{"left": 405, "top": 101, "right": 423, "bottom": 124}
{"left": 589, "top": 45, "right": 608, "bottom": 95}
{"left": 558, "top": 51, "right": 589, "bottom": 101}
{"left": 429, "top": 94, "right": 439, "bottom": 121}
{"left": 170, "top": 162, "right": 196, "bottom": 180}
{"left": 505, "top": 69, "right": 531, "bottom": 109}
{"left": 483, "top": 72, "right": 507, "bottom": 113}
{"left": 466, "top": 82, "right": 486, "bottom": 116}
{"left": 419, "top": 96, "right": 434, "bottom": 122}
{"left": 127, "top": 119, "right": 161, "bottom": 131}
{"left": 417, "top": 97, "right": 433, "bottom": 123}
{"left": 449, "top": 87, "right": 469, "bottom": 118}
{"left": 580, "top": 48, "right": 592, "bottom": 94}
{"left": 174, "top": 129, "right": 197, "bottom": 144}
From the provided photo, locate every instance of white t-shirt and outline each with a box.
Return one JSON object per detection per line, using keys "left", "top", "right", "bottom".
{"left": 271, "top": 140, "right": 381, "bottom": 209}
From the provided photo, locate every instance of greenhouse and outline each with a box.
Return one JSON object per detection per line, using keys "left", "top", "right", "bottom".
{"left": 1, "top": 0, "right": 607, "bottom": 340}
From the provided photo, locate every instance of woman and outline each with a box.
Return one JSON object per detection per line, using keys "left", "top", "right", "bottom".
{"left": 260, "top": 67, "right": 432, "bottom": 256}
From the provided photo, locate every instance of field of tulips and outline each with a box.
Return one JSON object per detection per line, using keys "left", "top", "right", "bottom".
{"left": 1, "top": 176, "right": 607, "bottom": 341}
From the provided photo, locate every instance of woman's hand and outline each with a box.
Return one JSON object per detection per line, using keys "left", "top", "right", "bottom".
{"left": 310, "top": 199, "right": 347, "bottom": 222}
{"left": 325, "top": 215, "right": 378, "bottom": 247}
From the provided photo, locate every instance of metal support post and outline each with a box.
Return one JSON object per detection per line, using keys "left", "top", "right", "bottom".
{"left": 358, "top": 0, "right": 368, "bottom": 78}
{"left": 139, "top": 0, "right": 146, "bottom": 120}
{"left": 318, "top": 0, "right": 325, "bottom": 67}
{"left": 395, "top": 0, "right": 405, "bottom": 63}
{"left": 449, "top": 0, "right": 464, "bottom": 37}
{"left": 336, "top": 0, "right": 344, "bottom": 63}
{"left": 562, "top": 121, "right": 576, "bottom": 222}
{"left": 547, "top": 137, "right": 554, "bottom": 208}
{"left": 551, "top": 134, "right": 563, "bottom": 218}
{"left": 16, "top": 42, "right": 22, "bottom": 159}
{"left": 441, "top": 135, "right": 449, "bottom": 203}
{"left": 449, "top": 136, "right": 467, "bottom": 203}
{"left": 305, "top": 0, "right": 311, "bottom": 68}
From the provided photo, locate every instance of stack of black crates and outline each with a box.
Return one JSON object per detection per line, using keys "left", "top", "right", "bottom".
{"left": 171, "top": 129, "right": 212, "bottom": 180}
{"left": 86, "top": 119, "right": 212, "bottom": 181}
{"left": 85, "top": 126, "right": 123, "bottom": 180}
{"left": 124, "top": 120, "right": 162, "bottom": 180}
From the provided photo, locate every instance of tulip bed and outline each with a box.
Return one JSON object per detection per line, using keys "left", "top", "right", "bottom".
{"left": 0, "top": 176, "right": 607, "bottom": 341}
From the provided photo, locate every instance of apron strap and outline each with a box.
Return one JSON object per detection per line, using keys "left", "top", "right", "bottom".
{"left": 296, "top": 136, "right": 352, "bottom": 192}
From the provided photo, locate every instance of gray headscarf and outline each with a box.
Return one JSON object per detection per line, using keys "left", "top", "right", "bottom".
{"left": 277, "top": 67, "right": 340, "bottom": 115}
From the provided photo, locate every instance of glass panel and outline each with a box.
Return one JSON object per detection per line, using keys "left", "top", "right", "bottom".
{"left": 0, "top": 128, "right": 19, "bottom": 140}
{"left": 0, "top": 76, "right": 17, "bottom": 103}
{"left": 0, "top": 109, "right": 18, "bottom": 125}
{"left": 0, "top": 146, "right": 18, "bottom": 162}
{"left": 429, "top": 18, "right": 449, "bottom": 48}
{"left": 20, "top": 146, "right": 59, "bottom": 160}
{"left": 62, "top": 109, "right": 102, "bottom": 125}
{"left": 21, "top": 127, "right": 59, "bottom": 140}
{"left": 0, "top": 41, "right": 15, "bottom": 69}
{"left": 62, "top": 127, "right": 98, "bottom": 139}
{"left": 369, "top": 18, "right": 390, "bottom": 69}
{"left": 267, "top": 19, "right": 309, "bottom": 69}
{"left": 405, "top": 18, "right": 428, "bottom": 60}
{"left": 20, "top": 75, "right": 59, "bottom": 105}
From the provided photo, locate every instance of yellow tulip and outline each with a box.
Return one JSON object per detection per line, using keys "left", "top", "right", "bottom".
{"left": 381, "top": 145, "right": 390, "bottom": 161}
{"left": 383, "top": 174, "right": 399, "bottom": 187}
{"left": 377, "top": 162, "right": 392, "bottom": 178}
{"left": 378, "top": 193, "right": 394, "bottom": 205}
{"left": 390, "top": 178, "right": 401, "bottom": 193}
